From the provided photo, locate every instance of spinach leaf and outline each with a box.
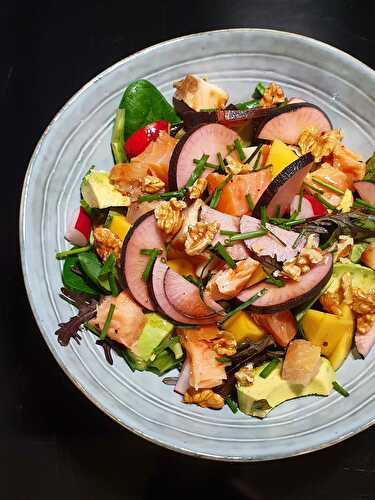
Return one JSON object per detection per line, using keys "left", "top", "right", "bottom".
{"left": 364, "top": 151, "right": 375, "bottom": 180}
{"left": 62, "top": 255, "right": 100, "bottom": 296}
{"left": 78, "top": 252, "right": 111, "bottom": 293}
{"left": 119, "top": 80, "right": 181, "bottom": 139}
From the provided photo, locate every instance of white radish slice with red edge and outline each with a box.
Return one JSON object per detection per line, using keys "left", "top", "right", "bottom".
{"left": 64, "top": 207, "right": 91, "bottom": 247}
{"left": 149, "top": 258, "right": 216, "bottom": 325}
{"left": 256, "top": 103, "right": 331, "bottom": 144}
{"left": 354, "top": 180, "right": 375, "bottom": 205}
{"left": 121, "top": 212, "right": 165, "bottom": 311}
{"left": 164, "top": 267, "right": 222, "bottom": 318}
{"left": 240, "top": 214, "right": 306, "bottom": 262}
{"left": 168, "top": 123, "right": 240, "bottom": 191}
{"left": 290, "top": 193, "right": 327, "bottom": 218}
{"left": 253, "top": 153, "right": 314, "bottom": 218}
{"left": 174, "top": 358, "right": 192, "bottom": 395}
{"left": 237, "top": 254, "right": 333, "bottom": 313}
{"left": 200, "top": 205, "right": 249, "bottom": 261}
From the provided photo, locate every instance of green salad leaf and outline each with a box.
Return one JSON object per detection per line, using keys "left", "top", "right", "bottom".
{"left": 119, "top": 80, "right": 181, "bottom": 139}
{"left": 364, "top": 151, "right": 375, "bottom": 180}
{"left": 62, "top": 255, "right": 100, "bottom": 296}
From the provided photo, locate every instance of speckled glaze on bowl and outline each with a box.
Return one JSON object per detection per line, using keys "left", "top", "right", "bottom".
{"left": 20, "top": 29, "right": 375, "bottom": 461}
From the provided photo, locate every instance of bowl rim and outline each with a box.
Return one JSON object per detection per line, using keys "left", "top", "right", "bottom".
{"left": 19, "top": 28, "right": 375, "bottom": 462}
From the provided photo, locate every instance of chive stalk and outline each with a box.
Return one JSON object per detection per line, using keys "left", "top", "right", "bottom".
{"left": 259, "top": 358, "right": 280, "bottom": 378}
{"left": 314, "top": 194, "right": 337, "bottom": 211}
{"left": 220, "top": 229, "right": 239, "bottom": 236}
{"left": 332, "top": 381, "right": 349, "bottom": 397}
{"left": 252, "top": 151, "right": 262, "bottom": 171}
{"left": 186, "top": 154, "right": 209, "bottom": 188}
{"left": 260, "top": 206, "right": 267, "bottom": 227}
{"left": 217, "top": 152, "right": 226, "bottom": 173}
{"left": 211, "top": 242, "right": 236, "bottom": 269}
{"left": 55, "top": 245, "right": 92, "bottom": 260}
{"left": 234, "top": 139, "right": 246, "bottom": 161}
{"left": 225, "top": 229, "right": 268, "bottom": 243}
{"left": 100, "top": 303, "right": 116, "bottom": 340}
{"left": 265, "top": 274, "right": 285, "bottom": 287}
{"left": 303, "top": 181, "right": 324, "bottom": 194}
{"left": 245, "top": 144, "right": 262, "bottom": 165}
{"left": 354, "top": 199, "right": 375, "bottom": 213}
{"left": 140, "top": 248, "right": 162, "bottom": 281}
{"left": 225, "top": 396, "right": 238, "bottom": 414}
{"left": 297, "top": 187, "right": 304, "bottom": 213}
{"left": 312, "top": 177, "right": 345, "bottom": 195}
{"left": 138, "top": 191, "right": 184, "bottom": 202}
{"left": 209, "top": 173, "right": 233, "bottom": 209}
{"left": 245, "top": 194, "right": 254, "bottom": 212}
{"left": 219, "top": 289, "right": 268, "bottom": 325}
{"left": 216, "top": 356, "right": 232, "bottom": 363}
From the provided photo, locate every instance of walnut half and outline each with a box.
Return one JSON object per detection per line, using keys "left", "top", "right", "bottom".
{"left": 142, "top": 175, "right": 165, "bottom": 194}
{"left": 260, "top": 82, "right": 285, "bottom": 108}
{"left": 185, "top": 221, "right": 220, "bottom": 256}
{"left": 183, "top": 388, "right": 224, "bottom": 409}
{"left": 213, "top": 331, "right": 237, "bottom": 356}
{"left": 154, "top": 198, "right": 186, "bottom": 238}
{"left": 93, "top": 226, "right": 122, "bottom": 263}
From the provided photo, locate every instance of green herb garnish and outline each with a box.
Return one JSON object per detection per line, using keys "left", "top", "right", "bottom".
{"left": 56, "top": 245, "right": 92, "bottom": 260}
{"left": 225, "top": 396, "right": 238, "bottom": 414}
{"left": 183, "top": 274, "right": 202, "bottom": 288}
{"left": 219, "top": 289, "right": 268, "bottom": 325}
{"left": 100, "top": 303, "right": 115, "bottom": 340}
{"left": 354, "top": 199, "right": 375, "bottom": 213}
{"left": 111, "top": 108, "right": 127, "bottom": 164}
{"left": 303, "top": 181, "right": 324, "bottom": 194}
{"left": 235, "top": 99, "right": 259, "bottom": 110}
{"left": 209, "top": 173, "right": 233, "bottom": 209}
{"left": 234, "top": 138, "right": 246, "bottom": 161}
{"left": 216, "top": 356, "right": 232, "bottom": 363}
{"left": 297, "top": 187, "right": 304, "bottom": 213}
{"left": 217, "top": 152, "right": 226, "bottom": 174}
{"left": 140, "top": 248, "right": 162, "bottom": 281}
{"left": 224, "top": 229, "right": 268, "bottom": 244}
{"left": 253, "top": 81, "right": 266, "bottom": 98}
{"left": 138, "top": 191, "right": 184, "bottom": 202}
{"left": 245, "top": 193, "right": 254, "bottom": 211}
{"left": 265, "top": 274, "right": 285, "bottom": 287}
{"left": 312, "top": 177, "right": 345, "bottom": 196}
{"left": 260, "top": 206, "right": 267, "bottom": 227}
{"left": 220, "top": 229, "right": 239, "bottom": 236}
{"left": 245, "top": 144, "right": 262, "bottom": 165}
{"left": 292, "top": 229, "right": 306, "bottom": 250}
{"left": 332, "top": 381, "right": 349, "bottom": 397}
{"left": 252, "top": 151, "right": 262, "bottom": 171}
{"left": 211, "top": 241, "right": 236, "bottom": 269}
{"left": 259, "top": 358, "right": 280, "bottom": 378}
{"left": 186, "top": 153, "right": 209, "bottom": 188}
{"left": 314, "top": 194, "right": 337, "bottom": 211}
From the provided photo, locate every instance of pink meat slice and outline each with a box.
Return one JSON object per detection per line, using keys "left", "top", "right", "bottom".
{"left": 200, "top": 205, "right": 249, "bottom": 260}
{"left": 164, "top": 267, "right": 222, "bottom": 319}
{"left": 240, "top": 214, "right": 306, "bottom": 262}
{"left": 237, "top": 254, "right": 333, "bottom": 312}
{"left": 173, "top": 123, "right": 239, "bottom": 190}
{"left": 354, "top": 181, "right": 375, "bottom": 205}
{"left": 150, "top": 259, "right": 216, "bottom": 325}
{"left": 258, "top": 105, "right": 331, "bottom": 144}
{"left": 355, "top": 323, "right": 375, "bottom": 357}
{"left": 122, "top": 213, "right": 165, "bottom": 310}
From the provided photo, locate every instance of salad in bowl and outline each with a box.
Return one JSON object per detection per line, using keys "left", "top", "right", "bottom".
{"left": 55, "top": 74, "right": 375, "bottom": 418}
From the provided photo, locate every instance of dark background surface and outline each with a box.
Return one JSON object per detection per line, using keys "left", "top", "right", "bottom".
{"left": 2, "top": 1, "right": 375, "bottom": 498}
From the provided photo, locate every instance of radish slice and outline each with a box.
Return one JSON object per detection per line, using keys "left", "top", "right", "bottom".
{"left": 64, "top": 207, "right": 91, "bottom": 247}
{"left": 126, "top": 200, "right": 161, "bottom": 224}
{"left": 290, "top": 193, "right": 327, "bottom": 218}
{"left": 182, "top": 107, "right": 272, "bottom": 131}
{"left": 354, "top": 180, "right": 375, "bottom": 205}
{"left": 168, "top": 123, "right": 239, "bottom": 191}
{"left": 175, "top": 358, "right": 192, "bottom": 395}
{"left": 149, "top": 258, "right": 216, "bottom": 325}
{"left": 253, "top": 153, "right": 314, "bottom": 218}
{"left": 288, "top": 97, "right": 305, "bottom": 104}
{"left": 200, "top": 205, "right": 249, "bottom": 261}
{"left": 355, "top": 323, "right": 375, "bottom": 357}
{"left": 240, "top": 215, "right": 306, "bottom": 262}
{"left": 237, "top": 254, "right": 333, "bottom": 313}
{"left": 121, "top": 212, "right": 165, "bottom": 311}
{"left": 164, "top": 268, "right": 222, "bottom": 318}
{"left": 255, "top": 103, "right": 332, "bottom": 144}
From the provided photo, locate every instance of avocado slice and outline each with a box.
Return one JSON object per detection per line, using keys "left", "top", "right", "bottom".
{"left": 237, "top": 357, "right": 335, "bottom": 418}
{"left": 125, "top": 313, "right": 175, "bottom": 370}
{"left": 81, "top": 170, "right": 130, "bottom": 209}
{"left": 326, "top": 262, "right": 375, "bottom": 295}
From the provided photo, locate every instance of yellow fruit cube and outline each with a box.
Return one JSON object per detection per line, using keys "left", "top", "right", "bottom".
{"left": 108, "top": 212, "right": 132, "bottom": 240}
{"left": 267, "top": 139, "right": 298, "bottom": 178}
{"left": 224, "top": 311, "right": 266, "bottom": 343}
{"left": 246, "top": 266, "right": 267, "bottom": 287}
{"left": 328, "top": 305, "right": 354, "bottom": 370}
{"left": 167, "top": 259, "right": 196, "bottom": 277}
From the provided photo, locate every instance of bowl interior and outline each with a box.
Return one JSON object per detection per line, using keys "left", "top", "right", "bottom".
{"left": 20, "top": 29, "right": 375, "bottom": 461}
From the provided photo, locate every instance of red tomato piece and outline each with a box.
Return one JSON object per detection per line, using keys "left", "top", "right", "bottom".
{"left": 124, "top": 120, "right": 169, "bottom": 158}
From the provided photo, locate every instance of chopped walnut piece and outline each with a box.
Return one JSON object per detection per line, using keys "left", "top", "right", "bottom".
{"left": 142, "top": 175, "right": 165, "bottom": 194}
{"left": 154, "top": 198, "right": 186, "bottom": 238}
{"left": 298, "top": 127, "right": 343, "bottom": 162}
{"left": 282, "top": 247, "right": 324, "bottom": 281}
{"left": 185, "top": 221, "right": 219, "bottom": 256}
{"left": 183, "top": 388, "right": 225, "bottom": 409}
{"left": 235, "top": 365, "right": 255, "bottom": 386}
{"left": 260, "top": 82, "right": 285, "bottom": 108}
{"left": 93, "top": 227, "right": 122, "bottom": 263}
{"left": 320, "top": 291, "right": 343, "bottom": 316}
{"left": 306, "top": 234, "right": 319, "bottom": 249}
{"left": 213, "top": 331, "right": 237, "bottom": 356}
{"left": 333, "top": 236, "right": 354, "bottom": 263}
{"left": 352, "top": 288, "right": 375, "bottom": 315}
{"left": 357, "top": 314, "right": 375, "bottom": 335}
{"left": 188, "top": 178, "right": 208, "bottom": 200}
{"left": 206, "top": 257, "right": 260, "bottom": 299}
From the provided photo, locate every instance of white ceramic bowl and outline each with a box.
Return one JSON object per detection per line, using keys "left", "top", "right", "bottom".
{"left": 20, "top": 29, "right": 375, "bottom": 461}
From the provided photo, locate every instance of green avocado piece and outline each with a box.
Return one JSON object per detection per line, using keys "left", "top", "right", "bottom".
{"left": 326, "top": 262, "right": 375, "bottom": 295}
{"left": 237, "top": 357, "right": 335, "bottom": 418}
{"left": 130, "top": 313, "right": 174, "bottom": 362}
{"left": 81, "top": 170, "right": 129, "bottom": 209}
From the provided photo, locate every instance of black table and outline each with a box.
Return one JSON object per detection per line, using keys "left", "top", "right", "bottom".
{"left": 2, "top": 1, "right": 375, "bottom": 498}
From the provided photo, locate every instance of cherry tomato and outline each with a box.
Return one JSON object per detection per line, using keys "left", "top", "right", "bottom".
{"left": 304, "top": 193, "right": 327, "bottom": 216}
{"left": 124, "top": 120, "right": 169, "bottom": 158}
